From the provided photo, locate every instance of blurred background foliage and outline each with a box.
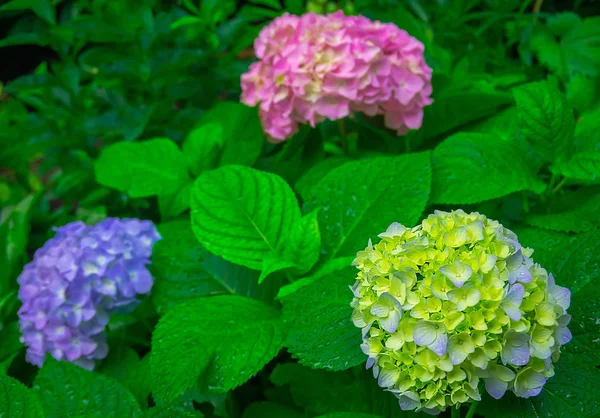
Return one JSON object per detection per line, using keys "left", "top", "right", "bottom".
{"left": 0, "top": 0, "right": 599, "bottom": 415}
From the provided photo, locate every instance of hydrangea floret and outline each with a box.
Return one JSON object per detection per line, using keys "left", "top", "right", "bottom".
{"left": 18, "top": 218, "right": 161, "bottom": 370}
{"left": 241, "top": 11, "right": 433, "bottom": 142}
{"left": 350, "top": 210, "right": 571, "bottom": 415}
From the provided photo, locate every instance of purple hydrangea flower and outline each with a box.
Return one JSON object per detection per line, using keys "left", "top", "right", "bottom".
{"left": 17, "top": 218, "right": 160, "bottom": 369}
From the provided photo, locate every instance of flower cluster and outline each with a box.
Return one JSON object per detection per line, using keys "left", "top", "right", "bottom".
{"left": 241, "top": 11, "right": 433, "bottom": 142}
{"left": 350, "top": 210, "right": 571, "bottom": 415}
{"left": 18, "top": 218, "right": 161, "bottom": 370}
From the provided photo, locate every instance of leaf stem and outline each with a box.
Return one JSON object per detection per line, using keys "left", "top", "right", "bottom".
{"left": 465, "top": 401, "right": 478, "bottom": 418}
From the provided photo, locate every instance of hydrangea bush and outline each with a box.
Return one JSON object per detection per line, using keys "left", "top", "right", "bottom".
{"left": 1, "top": 1, "right": 599, "bottom": 417}
{"left": 351, "top": 210, "right": 571, "bottom": 414}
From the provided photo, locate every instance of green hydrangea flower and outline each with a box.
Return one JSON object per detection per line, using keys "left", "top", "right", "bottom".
{"left": 350, "top": 210, "right": 571, "bottom": 415}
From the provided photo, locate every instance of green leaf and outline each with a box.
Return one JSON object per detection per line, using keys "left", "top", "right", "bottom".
{"left": 170, "top": 16, "right": 204, "bottom": 31}
{"left": 190, "top": 165, "right": 300, "bottom": 270}
{"left": 0, "top": 0, "right": 55, "bottom": 24}
{"left": 194, "top": 102, "right": 264, "bottom": 168}
{"left": 0, "top": 321, "right": 23, "bottom": 371}
{"left": 478, "top": 362, "right": 600, "bottom": 418}
{"left": 431, "top": 133, "right": 545, "bottom": 204}
{"left": 498, "top": 227, "right": 600, "bottom": 369}
{"left": 145, "top": 407, "right": 201, "bottom": 418}
{"left": 98, "top": 348, "right": 151, "bottom": 408}
{"left": 259, "top": 254, "right": 297, "bottom": 284}
{"left": 282, "top": 267, "right": 363, "bottom": 371}
{"left": 33, "top": 358, "right": 142, "bottom": 418}
{"left": 270, "top": 363, "right": 422, "bottom": 418}
{"left": 466, "top": 106, "right": 519, "bottom": 139}
{"left": 0, "top": 374, "right": 45, "bottom": 418}
{"left": 150, "top": 220, "right": 283, "bottom": 314}
{"left": 548, "top": 229, "right": 600, "bottom": 293}
{"left": 556, "top": 153, "right": 600, "bottom": 182}
{"left": 525, "top": 187, "right": 600, "bottom": 232}
{"left": 276, "top": 257, "right": 354, "bottom": 300}
{"left": 95, "top": 138, "right": 189, "bottom": 198}
{"left": 405, "top": 77, "right": 513, "bottom": 144}
{"left": 151, "top": 295, "right": 284, "bottom": 404}
{"left": 566, "top": 74, "right": 598, "bottom": 113}
{"left": 530, "top": 15, "right": 600, "bottom": 78}
{"left": 295, "top": 156, "right": 350, "bottom": 201}
{"left": 274, "top": 208, "right": 322, "bottom": 279}
{"left": 182, "top": 123, "right": 224, "bottom": 176}
{"left": 513, "top": 80, "right": 575, "bottom": 162}
{"left": 284, "top": 0, "right": 303, "bottom": 13}
{"left": 158, "top": 181, "right": 192, "bottom": 221}
{"left": 304, "top": 152, "right": 431, "bottom": 260}
{"left": 565, "top": 277, "right": 600, "bottom": 367}
{"left": 515, "top": 227, "right": 600, "bottom": 293}
{"left": 0, "top": 193, "right": 37, "bottom": 291}
{"left": 242, "top": 402, "right": 303, "bottom": 418}
{"left": 553, "top": 106, "right": 600, "bottom": 182}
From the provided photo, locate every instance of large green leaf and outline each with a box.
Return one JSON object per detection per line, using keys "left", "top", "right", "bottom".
{"left": 145, "top": 406, "right": 202, "bottom": 418}
{"left": 431, "top": 133, "right": 545, "bottom": 204}
{"left": 260, "top": 209, "right": 321, "bottom": 283}
{"left": 515, "top": 227, "right": 599, "bottom": 293}
{"left": 295, "top": 156, "right": 350, "bottom": 201}
{"left": 0, "top": 374, "right": 44, "bottom": 418}
{"left": 282, "top": 267, "right": 363, "bottom": 371}
{"left": 151, "top": 295, "right": 284, "bottom": 405}
{"left": 544, "top": 229, "right": 600, "bottom": 293}
{"left": 182, "top": 122, "right": 224, "bottom": 176}
{"left": 95, "top": 138, "right": 189, "bottom": 198}
{"left": 552, "top": 107, "right": 600, "bottom": 182}
{"left": 566, "top": 277, "right": 600, "bottom": 367}
{"left": 478, "top": 362, "right": 600, "bottom": 418}
{"left": 515, "top": 227, "right": 600, "bottom": 367}
{"left": 33, "top": 358, "right": 142, "bottom": 418}
{"left": 530, "top": 14, "right": 600, "bottom": 78}
{"left": 525, "top": 187, "right": 600, "bottom": 232}
{"left": 276, "top": 257, "right": 354, "bottom": 300}
{"left": 158, "top": 181, "right": 192, "bottom": 221}
{"left": 513, "top": 80, "right": 575, "bottom": 162}
{"left": 98, "top": 348, "right": 151, "bottom": 408}
{"left": 150, "top": 220, "right": 283, "bottom": 314}
{"left": 190, "top": 165, "right": 300, "bottom": 270}
{"left": 193, "top": 102, "right": 264, "bottom": 168}
{"left": 304, "top": 152, "right": 431, "bottom": 260}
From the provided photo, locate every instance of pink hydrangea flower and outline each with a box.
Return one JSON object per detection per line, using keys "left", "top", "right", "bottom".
{"left": 241, "top": 11, "right": 433, "bottom": 142}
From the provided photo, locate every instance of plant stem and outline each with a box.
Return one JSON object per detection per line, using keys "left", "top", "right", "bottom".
{"left": 552, "top": 177, "right": 567, "bottom": 194}
{"left": 465, "top": 402, "right": 478, "bottom": 418}
{"left": 451, "top": 406, "right": 460, "bottom": 418}
{"left": 338, "top": 119, "right": 348, "bottom": 154}
{"left": 532, "top": 0, "right": 543, "bottom": 23}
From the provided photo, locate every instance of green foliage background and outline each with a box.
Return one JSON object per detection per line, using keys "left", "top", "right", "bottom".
{"left": 1, "top": 0, "right": 599, "bottom": 417}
